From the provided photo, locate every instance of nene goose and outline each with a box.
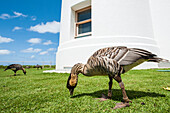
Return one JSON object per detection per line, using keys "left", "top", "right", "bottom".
{"left": 67, "top": 46, "right": 167, "bottom": 103}
{"left": 4, "top": 64, "right": 26, "bottom": 76}
{"left": 34, "top": 64, "right": 42, "bottom": 70}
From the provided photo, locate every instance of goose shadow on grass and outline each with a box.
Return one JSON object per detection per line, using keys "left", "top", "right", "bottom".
{"left": 72, "top": 89, "right": 165, "bottom": 101}
{"left": 5, "top": 74, "right": 23, "bottom": 77}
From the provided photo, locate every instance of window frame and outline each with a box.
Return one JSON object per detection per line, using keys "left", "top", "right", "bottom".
{"left": 75, "top": 6, "right": 91, "bottom": 38}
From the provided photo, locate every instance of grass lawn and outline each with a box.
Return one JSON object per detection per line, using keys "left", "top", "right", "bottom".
{"left": 0, "top": 68, "right": 169, "bottom": 112}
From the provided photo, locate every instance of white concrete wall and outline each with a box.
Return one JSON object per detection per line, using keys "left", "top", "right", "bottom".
{"left": 150, "top": 0, "right": 170, "bottom": 61}
{"left": 56, "top": 0, "right": 160, "bottom": 71}
{"left": 92, "top": 0, "right": 154, "bottom": 38}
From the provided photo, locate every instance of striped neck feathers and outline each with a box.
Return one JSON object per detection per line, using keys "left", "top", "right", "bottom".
{"left": 68, "top": 63, "right": 84, "bottom": 87}
{"left": 71, "top": 63, "right": 84, "bottom": 74}
{"left": 22, "top": 68, "right": 26, "bottom": 74}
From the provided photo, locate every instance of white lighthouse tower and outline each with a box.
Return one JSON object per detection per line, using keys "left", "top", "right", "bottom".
{"left": 56, "top": 0, "right": 160, "bottom": 72}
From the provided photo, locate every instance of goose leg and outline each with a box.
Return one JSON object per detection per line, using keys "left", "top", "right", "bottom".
{"left": 114, "top": 75, "right": 131, "bottom": 103}
{"left": 112, "top": 75, "right": 131, "bottom": 109}
{"left": 96, "top": 75, "right": 113, "bottom": 101}
{"left": 108, "top": 75, "right": 113, "bottom": 99}
{"left": 14, "top": 70, "right": 16, "bottom": 76}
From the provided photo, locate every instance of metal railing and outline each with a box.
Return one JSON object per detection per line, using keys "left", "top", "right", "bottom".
{"left": 0, "top": 61, "right": 54, "bottom": 68}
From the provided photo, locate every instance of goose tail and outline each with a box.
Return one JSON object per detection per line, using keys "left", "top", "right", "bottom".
{"left": 148, "top": 56, "right": 169, "bottom": 63}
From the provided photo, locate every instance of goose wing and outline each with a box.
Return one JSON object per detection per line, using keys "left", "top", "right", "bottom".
{"left": 8, "top": 64, "right": 23, "bottom": 70}
{"left": 118, "top": 48, "right": 156, "bottom": 66}
{"left": 91, "top": 46, "right": 128, "bottom": 59}
{"left": 91, "top": 46, "right": 156, "bottom": 66}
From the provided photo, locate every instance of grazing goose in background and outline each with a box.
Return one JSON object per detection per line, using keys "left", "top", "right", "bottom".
{"left": 67, "top": 46, "right": 168, "bottom": 103}
{"left": 34, "top": 64, "right": 42, "bottom": 70}
{"left": 4, "top": 64, "right": 26, "bottom": 76}
{"left": 25, "top": 66, "right": 30, "bottom": 69}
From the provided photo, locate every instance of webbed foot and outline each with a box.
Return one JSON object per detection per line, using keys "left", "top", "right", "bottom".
{"left": 113, "top": 102, "right": 130, "bottom": 109}
{"left": 123, "top": 97, "right": 132, "bottom": 103}
{"left": 95, "top": 94, "right": 111, "bottom": 102}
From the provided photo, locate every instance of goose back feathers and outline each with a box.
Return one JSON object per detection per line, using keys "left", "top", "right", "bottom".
{"left": 88, "top": 46, "right": 161, "bottom": 73}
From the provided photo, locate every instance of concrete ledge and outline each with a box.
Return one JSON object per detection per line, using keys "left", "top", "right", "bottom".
{"left": 158, "top": 62, "right": 170, "bottom": 68}
{"left": 43, "top": 69, "right": 70, "bottom": 73}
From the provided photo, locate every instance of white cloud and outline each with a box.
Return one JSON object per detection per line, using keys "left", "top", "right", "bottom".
{"left": 30, "top": 55, "right": 35, "bottom": 59}
{"left": 12, "top": 26, "right": 22, "bottom": 31}
{"left": 21, "top": 48, "right": 41, "bottom": 53}
{"left": 0, "top": 14, "right": 10, "bottom": 19}
{"left": 38, "top": 48, "right": 56, "bottom": 55}
{"left": 27, "top": 38, "right": 41, "bottom": 44}
{"left": 0, "top": 11, "right": 27, "bottom": 20}
{"left": 47, "top": 48, "right": 56, "bottom": 51}
{"left": 39, "top": 51, "right": 48, "bottom": 55}
{"left": 0, "top": 50, "right": 11, "bottom": 55}
{"left": 43, "top": 40, "right": 53, "bottom": 45}
{"left": 31, "top": 16, "right": 36, "bottom": 21}
{"left": 0, "top": 36, "right": 14, "bottom": 43}
{"left": 13, "top": 11, "right": 27, "bottom": 17}
{"left": 28, "top": 21, "right": 60, "bottom": 34}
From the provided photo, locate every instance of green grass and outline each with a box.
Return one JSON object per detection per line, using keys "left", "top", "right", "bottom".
{"left": 0, "top": 68, "right": 169, "bottom": 112}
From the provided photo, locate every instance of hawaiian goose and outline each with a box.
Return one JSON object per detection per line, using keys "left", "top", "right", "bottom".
{"left": 4, "top": 64, "right": 26, "bottom": 76}
{"left": 34, "top": 64, "right": 42, "bottom": 70}
{"left": 67, "top": 46, "right": 167, "bottom": 103}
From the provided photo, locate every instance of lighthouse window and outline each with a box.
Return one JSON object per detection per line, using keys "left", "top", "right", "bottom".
{"left": 75, "top": 6, "right": 91, "bottom": 38}
{"left": 78, "top": 9, "right": 91, "bottom": 22}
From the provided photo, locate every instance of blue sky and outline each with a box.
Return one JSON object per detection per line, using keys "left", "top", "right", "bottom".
{"left": 0, "top": 0, "right": 62, "bottom": 65}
